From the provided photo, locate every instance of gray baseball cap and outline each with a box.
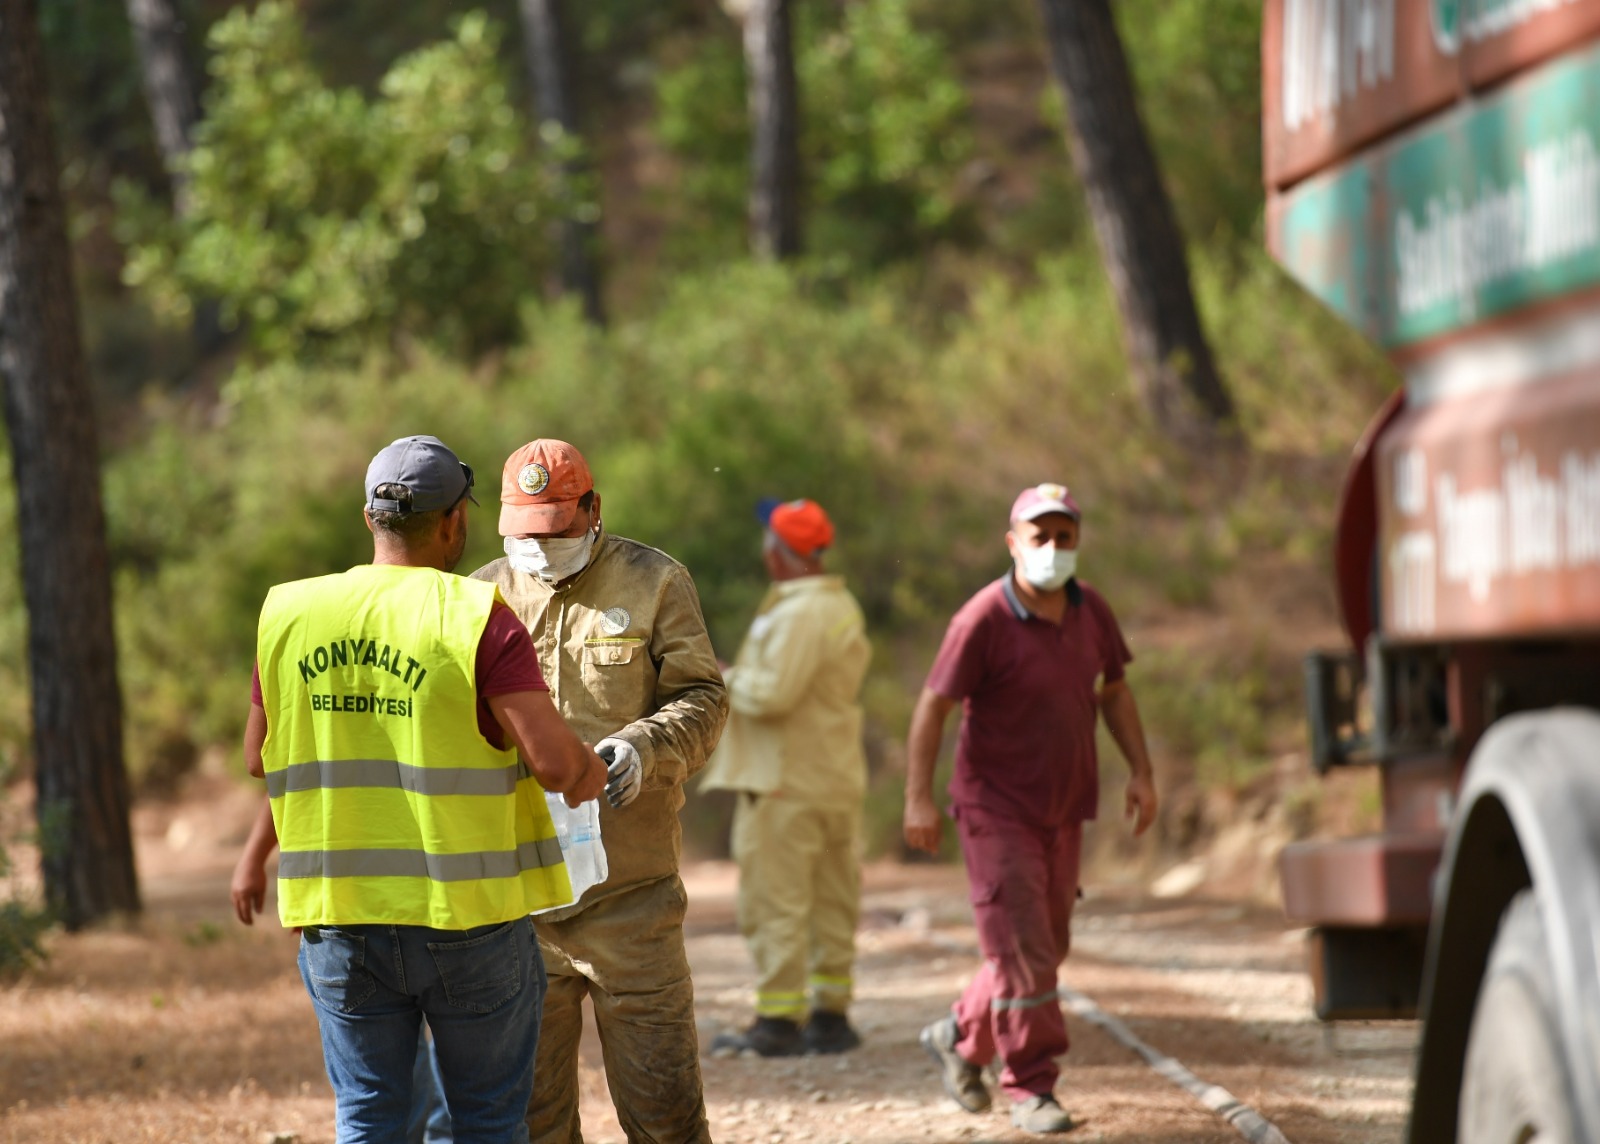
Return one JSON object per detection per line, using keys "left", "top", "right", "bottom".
{"left": 365, "top": 435, "right": 478, "bottom": 514}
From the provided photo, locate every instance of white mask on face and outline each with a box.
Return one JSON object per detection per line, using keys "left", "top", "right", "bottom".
{"left": 504, "top": 530, "right": 596, "bottom": 582}
{"left": 1016, "top": 542, "right": 1078, "bottom": 591}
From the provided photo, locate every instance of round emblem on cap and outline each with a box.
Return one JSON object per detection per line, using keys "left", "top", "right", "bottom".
{"left": 1038, "top": 482, "right": 1067, "bottom": 501}
{"left": 517, "top": 463, "right": 550, "bottom": 496}
{"left": 600, "top": 607, "right": 631, "bottom": 635}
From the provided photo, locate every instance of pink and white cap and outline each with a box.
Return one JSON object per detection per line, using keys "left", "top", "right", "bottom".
{"left": 1009, "top": 482, "right": 1081, "bottom": 523}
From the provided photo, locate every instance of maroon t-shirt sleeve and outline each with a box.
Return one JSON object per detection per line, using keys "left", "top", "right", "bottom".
{"left": 476, "top": 601, "right": 547, "bottom": 751}
{"left": 1090, "top": 591, "right": 1133, "bottom": 685}
{"left": 925, "top": 611, "right": 990, "bottom": 701}
{"left": 477, "top": 601, "right": 548, "bottom": 697}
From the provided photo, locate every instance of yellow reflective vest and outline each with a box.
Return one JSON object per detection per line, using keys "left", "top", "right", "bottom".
{"left": 257, "top": 564, "right": 571, "bottom": 929}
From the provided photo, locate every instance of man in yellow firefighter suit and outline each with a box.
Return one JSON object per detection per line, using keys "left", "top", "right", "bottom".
{"left": 247, "top": 434, "right": 608, "bottom": 1143}
{"left": 701, "top": 497, "right": 872, "bottom": 1057}
{"left": 472, "top": 438, "right": 729, "bottom": 1143}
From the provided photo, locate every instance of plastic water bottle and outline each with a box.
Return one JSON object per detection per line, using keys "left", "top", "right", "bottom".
{"left": 535, "top": 794, "right": 608, "bottom": 914}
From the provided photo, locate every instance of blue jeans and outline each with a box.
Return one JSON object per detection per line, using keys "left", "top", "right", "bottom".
{"left": 407, "top": 1028, "right": 451, "bottom": 1144}
{"left": 299, "top": 918, "right": 544, "bottom": 1144}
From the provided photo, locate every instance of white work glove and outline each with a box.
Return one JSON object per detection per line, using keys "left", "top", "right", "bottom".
{"left": 595, "top": 737, "right": 642, "bottom": 809}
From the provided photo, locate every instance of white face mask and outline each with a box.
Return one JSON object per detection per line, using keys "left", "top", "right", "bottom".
{"left": 1016, "top": 542, "right": 1078, "bottom": 591}
{"left": 504, "top": 530, "right": 596, "bottom": 582}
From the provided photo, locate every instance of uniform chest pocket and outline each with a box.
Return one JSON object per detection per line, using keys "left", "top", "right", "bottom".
{"left": 584, "top": 642, "right": 638, "bottom": 666}
{"left": 580, "top": 638, "right": 650, "bottom": 705}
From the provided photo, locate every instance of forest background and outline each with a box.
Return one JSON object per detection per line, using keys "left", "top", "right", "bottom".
{"left": 3, "top": 0, "right": 1397, "bottom": 887}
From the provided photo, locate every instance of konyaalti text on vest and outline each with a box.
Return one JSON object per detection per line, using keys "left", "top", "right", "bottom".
{"left": 294, "top": 636, "right": 435, "bottom": 720}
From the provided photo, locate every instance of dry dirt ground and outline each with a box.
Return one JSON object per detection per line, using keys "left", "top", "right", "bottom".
{"left": 0, "top": 777, "right": 1417, "bottom": 1144}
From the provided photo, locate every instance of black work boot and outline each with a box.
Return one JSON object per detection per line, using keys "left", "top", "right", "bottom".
{"left": 710, "top": 1016, "right": 804, "bottom": 1058}
{"left": 802, "top": 1010, "right": 862, "bottom": 1054}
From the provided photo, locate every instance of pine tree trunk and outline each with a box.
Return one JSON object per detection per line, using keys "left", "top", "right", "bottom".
{"left": 519, "top": 0, "right": 605, "bottom": 325}
{"left": 744, "top": 0, "right": 801, "bottom": 260}
{"left": 0, "top": 0, "right": 141, "bottom": 929}
{"left": 125, "top": 0, "right": 199, "bottom": 214}
{"left": 1037, "top": 0, "right": 1237, "bottom": 449}
{"left": 125, "top": 0, "right": 224, "bottom": 353}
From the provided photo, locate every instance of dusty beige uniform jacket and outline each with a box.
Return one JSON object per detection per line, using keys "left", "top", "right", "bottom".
{"left": 473, "top": 530, "right": 728, "bottom": 922}
{"left": 701, "top": 574, "right": 870, "bottom": 807}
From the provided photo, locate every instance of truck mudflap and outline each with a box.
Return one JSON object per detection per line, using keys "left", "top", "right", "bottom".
{"left": 1408, "top": 708, "right": 1600, "bottom": 1143}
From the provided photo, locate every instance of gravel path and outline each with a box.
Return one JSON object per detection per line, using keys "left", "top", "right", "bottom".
{"left": 641, "top": 862, "right": 1415, "bottom": 1144}
{"left": 0, "top": 787, "right": 1418, "bottom": 1143}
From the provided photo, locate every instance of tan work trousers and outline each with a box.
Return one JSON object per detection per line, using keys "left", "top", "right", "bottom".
{"left": 732, "top": 793, "right": 863, "bottom": 1020}
{"left": 528, "top": 875, "right": 711, "bottom": 1144}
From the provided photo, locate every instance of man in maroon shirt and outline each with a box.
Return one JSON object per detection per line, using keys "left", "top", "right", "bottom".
{"left": 903, "top": 482, "right": 1158, "bottom": 1136}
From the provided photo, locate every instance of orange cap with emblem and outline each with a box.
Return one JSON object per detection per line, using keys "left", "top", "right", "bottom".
{"left": 499, "top": 439, "right": 594, "bottom": 536}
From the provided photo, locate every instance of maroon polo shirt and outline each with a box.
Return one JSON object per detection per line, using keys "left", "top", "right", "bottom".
{"left": 925, "top": 574, "right": 1131, "bottom": 828}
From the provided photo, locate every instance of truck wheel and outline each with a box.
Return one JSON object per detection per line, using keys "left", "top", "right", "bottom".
{"left": 1458, "top": 890, "right": 1579, "bottom": 1143}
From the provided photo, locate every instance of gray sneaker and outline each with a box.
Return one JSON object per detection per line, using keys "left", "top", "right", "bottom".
{"left": 1010, "top": 1093, "right": 1075, "bottom": 1134}
{"left": 918, "top": 1016, "right": 990, "bottom": 1113}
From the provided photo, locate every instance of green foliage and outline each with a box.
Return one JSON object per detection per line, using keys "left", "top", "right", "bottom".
{"left": 295, "top": 0, "right": 524, "bottom": 90}
{"left": 655, "top": 0, "right": 973, "bottom": 267}
{"left": 799, "top": 0, "right": 974, "bottom": 258}
{"left": 1115, "top": 0, "right": 1264, "bottom": 239}
{"left": 104, "top": 360, "right": 510, "bottom": 769}
{"left": 56, "top": 240, "right": 1390, "bottom": 807}
{"left": 183, "top": 920, "right": 224, "bottom": 947}
{"left": 39, "top": 0, "right": 170, "bottom": 204}
{"left": 1192, "top": 240, "right": 1398, "bottom": 456}
{"left": 1133, "top": 645, "right": 1276, "bottom": 790}
{"left": 573, "top": 0, "right": 705, "bottom": 58}
{"left": 907, "top": 0, "right": 1035, "bottom": 44}
{"left": 654, "top": 30, "right": 749, "bottom": 263}
{"left": 97, "top": 268, "right": 937, "bottom": 777}
{"left": 0, "top": 902, "right": 50, "bottom": 978}
{"left": 119, "top": 5, "right": 570, "bottom": 359}
{"left": 547, "top": 263, "right": 933, "bottom": 644}
{"left": 0, "top": 759, "right": 50, "bottom": 977}
{"left": 23, "top": 0, "right": 1397, "bottom": 859}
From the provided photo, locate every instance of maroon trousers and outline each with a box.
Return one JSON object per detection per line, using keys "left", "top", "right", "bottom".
{"left": 950, "top": 805, "right": 1083, "bottom": 1100}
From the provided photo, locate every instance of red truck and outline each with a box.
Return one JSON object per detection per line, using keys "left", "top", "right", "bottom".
{"left": 1262, "top": 3, "right": 1600, "bottom": 1140}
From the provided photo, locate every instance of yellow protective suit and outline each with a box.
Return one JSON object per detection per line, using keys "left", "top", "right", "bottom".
{"left": 701, "top": 574, "right": 871, "bottom": 1020}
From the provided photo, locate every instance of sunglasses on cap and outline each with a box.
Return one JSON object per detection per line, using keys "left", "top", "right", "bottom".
{"left": 446, "top": 463, "right": 478, "bottom": 512}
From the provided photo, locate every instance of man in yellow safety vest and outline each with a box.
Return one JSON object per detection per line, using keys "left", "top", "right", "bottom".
{"left": 246, "top": 434, "right": 606, "bottom": 1143}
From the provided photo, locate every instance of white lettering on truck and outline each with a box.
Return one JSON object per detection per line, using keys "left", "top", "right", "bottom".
{"left": 1390, "top": 438, "right": 1600, "bottom": 632}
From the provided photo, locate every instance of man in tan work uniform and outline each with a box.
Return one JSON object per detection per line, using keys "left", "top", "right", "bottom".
{"left": 472, "top": 438, "right": 728, "bottom": 1144}
{"left": 702, "top": 498, "right": 872, "bottom": 1057}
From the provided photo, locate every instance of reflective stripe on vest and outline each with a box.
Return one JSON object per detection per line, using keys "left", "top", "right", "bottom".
{"left": 265, "top": 758, "right": 531, "bottom": 799}
{"left": 278, "top": 837, "right": 565, "bottom": 881}
{"left": 258, "top": 566, "right": 571, "bottom": 928}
